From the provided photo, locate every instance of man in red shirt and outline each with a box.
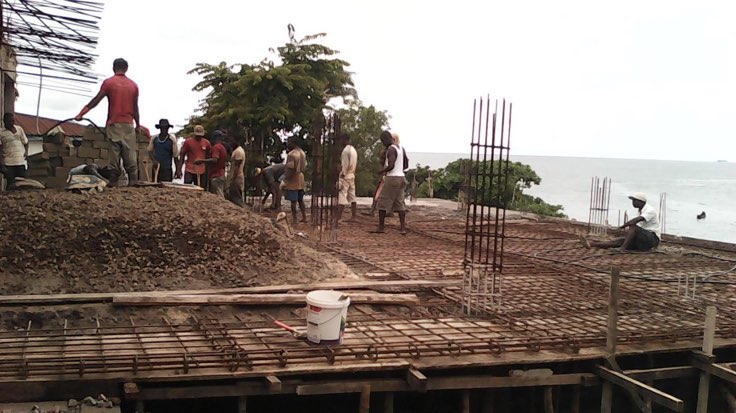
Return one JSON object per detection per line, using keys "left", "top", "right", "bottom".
{"left": 75, "top": 58, "right": 140, "bottom": 186}
{"left": 178, "top": 125, "right": 211, "bottom": 188}
{"left": 199, "top": 130, "right": 228, "bottom": 197}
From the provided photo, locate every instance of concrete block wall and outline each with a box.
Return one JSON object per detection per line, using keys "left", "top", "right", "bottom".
{"left": 27, "top": 126, "right": 151, "bottom": 188}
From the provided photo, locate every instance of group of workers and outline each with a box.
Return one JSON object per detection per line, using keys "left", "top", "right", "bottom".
{"left": 0, "top": 57, "right": 662, "bottom": 247}
{"left": 67, "top": 57, "right": 411, "bottom": 229}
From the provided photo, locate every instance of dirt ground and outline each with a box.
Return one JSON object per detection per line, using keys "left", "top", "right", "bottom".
{"left": 0, "top": 187, "right": 356, "bottom": 295}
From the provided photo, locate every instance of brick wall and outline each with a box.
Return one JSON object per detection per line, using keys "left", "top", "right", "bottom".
{"left": 27, "top": 126, "right": 151, "bottom": 188}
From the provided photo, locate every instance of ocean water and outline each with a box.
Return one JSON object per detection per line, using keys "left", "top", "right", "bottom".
{"left": 411, "top": 152, "right": 736, "bottom": 244}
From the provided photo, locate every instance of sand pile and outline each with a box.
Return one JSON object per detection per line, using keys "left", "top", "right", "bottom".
{"left": 0, "top": 187, "right": 354, "bottom": 295}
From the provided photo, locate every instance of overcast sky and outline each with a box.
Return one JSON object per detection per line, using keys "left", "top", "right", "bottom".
{"left": 14, "top": 0, "right": 736, "bottom": 161}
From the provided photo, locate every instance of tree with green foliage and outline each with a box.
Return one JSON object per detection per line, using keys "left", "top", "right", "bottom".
{"left": 408, "top": 159, "right": 566, "bottom": 218}
{"left": 336, "top": 103, "right": 390, "bottom": 197}
{"left": 186, "top": 31, "right": 356, "bottom": 163}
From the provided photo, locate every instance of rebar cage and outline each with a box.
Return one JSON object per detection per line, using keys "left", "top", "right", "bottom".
{"left": 462, "top": 96, "right": 513, "bottom": 315}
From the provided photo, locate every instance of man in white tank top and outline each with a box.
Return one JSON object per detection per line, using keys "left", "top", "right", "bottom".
{"left": 372, "top": 131, "right": 409, "bottom": 234}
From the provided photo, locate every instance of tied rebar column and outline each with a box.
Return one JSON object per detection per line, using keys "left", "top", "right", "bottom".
{"left": 310, "top": 114, "right": 341, "bottom": 243}
{"left": 587, "top": 177, "right": 612, "bottom": 236}
{"left": 659, "top": 192, "right": 667, "bottom": 236}
{"left": 462, "top": 96, "right": 513, "bottom": 316}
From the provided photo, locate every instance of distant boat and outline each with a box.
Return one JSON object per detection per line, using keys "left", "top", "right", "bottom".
{"left": 717, "top": 160, "right": 728, "bottom": 163}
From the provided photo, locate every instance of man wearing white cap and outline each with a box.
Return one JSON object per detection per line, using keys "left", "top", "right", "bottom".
{"left": 582, "top": 192, "right": 660, "bottom": 251}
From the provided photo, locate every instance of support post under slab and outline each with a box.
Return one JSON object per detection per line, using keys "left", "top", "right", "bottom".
{"left": 359, "top": 385, "right": 371, "bottom": 413}
{"left": 571, "top": 385, "right": 580, "bottom": 413}
{"left": 601, "top": 267, "right": 620, "bottom": 413}
{"left": 696, "top": 306, "right": 717, "bottom": 413}
{"left": 461, "top": 390, "right": 470, "bottom": 413}
{"left": 238, "top": 396, "right": 247, "bottom": 413}
{"left": 481, "top": 390, "right": 495, "bottom": 413}
{"left": 544, "top": 387, "right": 554, "bottom": 413}
{"left": 382, "top": 392, "right": 394, "bottom": 413}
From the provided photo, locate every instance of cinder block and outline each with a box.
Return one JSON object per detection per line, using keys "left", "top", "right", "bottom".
{"left": 49, "top": 157, "right": 63, "bottom": 168}
{"left": 61, "top": 157, "right": 85, "bottom": 168}
{"left": 93, "top": 140, "right": 110, "bottom": 149}
{"left": 42, "top": 142, "right": 61, "bottom": 154}
{"left": 99, "top": 149, "right": 109, "bottom": 159}
{"left": 80, "top": 140, "right": 94, "bottom": 148}
{"left": 55, "top": 166, "right": 71, "bottom": 178}
{"left": 76, "top": 147, "right": 100, "bottom": 159}
{"left": 27, "top": 167, "right": 50, "bottom": 177}
{"left": 28, "top": 159, "right": 50, "bottom": 169}
{"left": 43, "top": 175, "right": 68, "bottom": 188}
{"left": 93, "top": 158, "right": 107, "bottom": 166}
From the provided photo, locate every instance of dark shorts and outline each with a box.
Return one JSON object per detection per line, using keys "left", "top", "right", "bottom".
{"left": 284, "top": 189, "right": 304, "bottom": 202}
{"left": 3, "top": 165, "right": 26, "bottom": 189}
{"left": 627, "top": 226, "right": 660, "bottom": 251}
{"left": 156, "top": 167, "right": 173, "bottom": 182}
{"left": 184, "top": 171, "right": 207, "bottom": 188}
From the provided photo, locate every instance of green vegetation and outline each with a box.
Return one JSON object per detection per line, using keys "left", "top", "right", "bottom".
{"left": 187, "top": 32, "right": 366, "bottom": 160}
{"left": 406, "top": 159, "right": 566, "bottom": 218}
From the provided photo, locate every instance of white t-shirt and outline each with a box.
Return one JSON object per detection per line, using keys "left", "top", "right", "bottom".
{"left": 0, "top": 125, "right": 28, "bottom": 166}
{"left": 340, "top": 144, "right": 357, "bottom": 179}
{"left": 385, "top": 144, "right": 405, "bottom": 177}
{"left": 637, "top": 203, "right": 661, "bottom": 239}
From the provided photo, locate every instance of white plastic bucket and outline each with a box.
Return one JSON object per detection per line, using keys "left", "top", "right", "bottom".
{"left": 306, "top": 290, "right": 350, "bottom": 345}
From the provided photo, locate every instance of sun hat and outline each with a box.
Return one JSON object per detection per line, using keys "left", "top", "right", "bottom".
{"left": 193, "top": 125, "right": 205, "bottom": 136}
{"left": 628, "top": 192, "right": 647, "bottom": 203}
{"left": 155, "top": 119, "right": 172, "bottom": 129}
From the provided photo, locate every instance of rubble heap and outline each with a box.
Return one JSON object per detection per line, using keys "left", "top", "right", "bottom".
{"left": 0, "top": 188, "right": 353, "bottom": 294}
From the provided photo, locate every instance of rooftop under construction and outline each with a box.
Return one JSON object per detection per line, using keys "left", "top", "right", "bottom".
{"left": 1, "top": 98, "right": 736, "bottom": 413}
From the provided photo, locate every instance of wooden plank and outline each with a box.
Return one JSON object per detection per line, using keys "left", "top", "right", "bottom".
{"left": 296, "top": 379, "right": 407, "bottom": 396}
{"left": 625, "top": 366, "right": 697, "bottom": 381}
{"left": 692, "top": 359, "right": 736, "bottom": 384}
{"left": 112, "top": 292, "right": 420, "bottom": 307}
{"left": 427, "top": 373, "right": 592, "bottom": 390}
{"left": 595, "top": 366, "right": 684, "bottom": 412}
{"left": 0, "top": 280, "right": 454, "bottom": 306}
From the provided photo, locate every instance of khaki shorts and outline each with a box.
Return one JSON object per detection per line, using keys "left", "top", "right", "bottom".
{"left": 377, "top": 176, "right": 406, "bottom": 212}
{"left": 338, "top": 177, "right": 356, "bottom": 205}
{"left": 209, "top": 176, "right": 226, "bottom": 198}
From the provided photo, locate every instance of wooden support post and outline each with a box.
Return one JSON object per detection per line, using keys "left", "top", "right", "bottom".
{"left": 238, "top": 395, "right": 247, "bottom": 413}
{"left": 382, "top": 392, "right": 394, "bottom": 413}
{"left": 407, "top": 368, "right": 427, "bottom": 392}
{"left": 359, "top": 385, "right": 371, "bottom": 413}
{"left": 696, "top": 305, "right": 717, "bottom": 413}
{"left": 606, "top": 267, "right": 620, "bottom": 355}
{"left": 601, "top": 267, "right": 620, "bottom": 413}
{"left": 482, "top": 389, "right": 495, "bottom": 413}
{"left": 265, "top": 375, "right": 282, "bottom": 392}
{"left": 544, "top": 387, "right": 554, "bottom": 413}
{"left": 135, "top": 400, "right": 145, "bottom": 413}
{"left": 461, "top": 389, "right": 470, "bottom": 413}
{"left": 571, "top": 385, "right": 581, "bottom": 413}
{"left": 719, "top": 384, "right": 736, "bottom": 412}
